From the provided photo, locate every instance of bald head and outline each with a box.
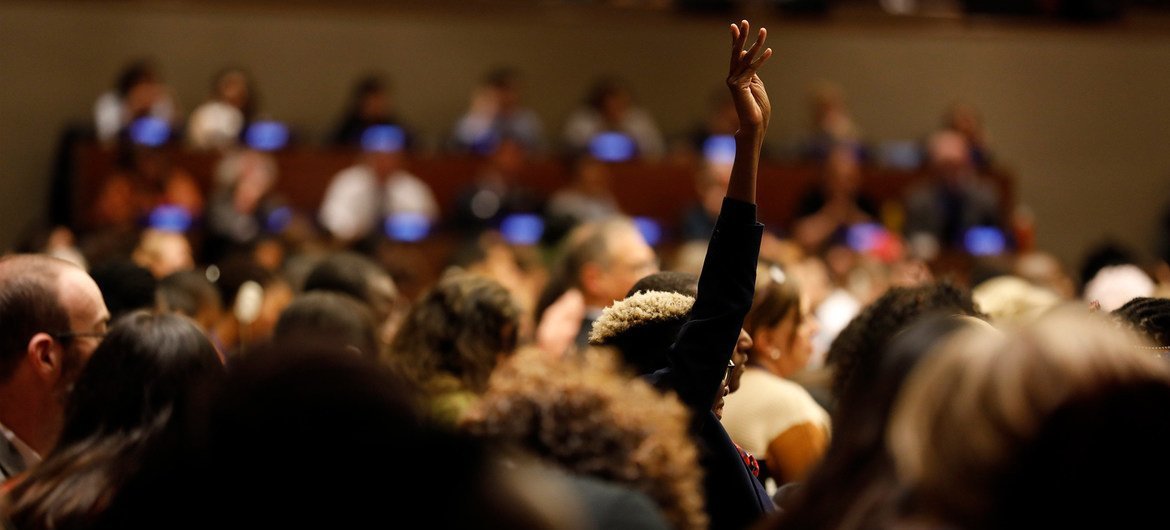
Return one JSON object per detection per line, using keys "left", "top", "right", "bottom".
{"left": 0, "top": 255, "right": 109, "bottom": 382}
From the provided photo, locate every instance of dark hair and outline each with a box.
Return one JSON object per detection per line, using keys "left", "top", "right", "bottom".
{"left": 1112, "top": 296, "right": 1170, "bottom": 349}
{"left": 0, "top": 255, "right": 72, "bottom": 381}
{"left": 593, "top": 271, "right": 698, "bottom": 375}
{"left": 302, "top": 252, "right": 399, "bottom": 324}
{"left": 390, "top": 272, "right": 519, "bottom": 394}
{"left": 827, "top": 282, "right": 983, "bottom": 409}
{"left": 92, "top": 345, "right": 551, "bottom": 529}
{"left": 157, "top": 270, "right": 222, "bottom": 321}
{"left": 115, "top": 60, "right": 158, "bottom": 98}
{"left": 5, "top": 311, "right": 223, "bottom": 529}
{"left": 997, "top": 380, "right": 1170, "bottom": 530}
{"left": 586, "top": 77, "right": 625, "bottom": 110}
{"left": 743, "top": 266, "right": 802, "bottom": 346}
{"left": 90, "top": 260, "right": 158, "bottom": 321}
{"left": 484, "top": 67, "right": 518, "bottom": 89}
{"left": 211, "top": 66, "right": 256, "bottom": 120}
{"left": 1078, "top": 241, "right": 1138, "bottom": 294}
{"left": 274, "top": 291, "right": 380, "bottom": 358}
{"left": 212, "top": 253, "right": 273, "bottom": 309}
{"left": 773, "top": 313, "right": 978, "bottom": 530}
{"left": 628, "top": 271, "right": 698, "bottom": 298}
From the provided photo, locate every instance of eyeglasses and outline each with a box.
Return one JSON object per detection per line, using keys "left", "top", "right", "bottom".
{"left": 49, "top": 330, "right": 107, "bottom": 342}
{"left": 722, "top": 359, "right": 736, "bottom": 385}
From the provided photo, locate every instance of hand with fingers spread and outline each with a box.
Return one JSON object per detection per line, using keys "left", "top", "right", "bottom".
{"left": 724, "top": 19, "right": 773, "bottom": 206}
{"left": 727, "top": 20, "right": 773, "bottom": 138}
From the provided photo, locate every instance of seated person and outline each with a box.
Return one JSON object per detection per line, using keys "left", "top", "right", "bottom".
{"left": 205, "top": 149, "right": 290, "bottom": 262}
{"left": 451, "top": 137, "right": 543, "bottom": 236}
{"left": 800, "top": 80, "right": 867, "bottom": 162}
{"left": 545, "top": 154, "right": 622, "bottom": 228}
{"left": 903, "top": 129, "right": 1005, "bottom": 256}
{"left": 92, "top": 140, "right": 202, "bottom": 232}
{"left": 318, "top": 125, "right": 438, "bottom": 246}
{"left": 680, "top": 158, "right": 731, "bottom": 242}
{"left": 792, "top": 144, "right": 879, "bottom": 253}
{"left": 450, "top": 67, "right": 544, "bottom": 154}
{"left": 93, "top": 59, "right": 179, "bottom": 145}
{"left": 563, "top": 77, "right": 665, "bottom": 160}
{"left": 329, "top": 74, "right": 416, "bottom": 149}
{"left": 589, "top": 20, "right": 776, "bottom": 530}
{"left": 187, "top": 67, "right": 257, "bottom": 150}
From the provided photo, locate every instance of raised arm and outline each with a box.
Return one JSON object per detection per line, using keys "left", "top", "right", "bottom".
{"left": 726, "top": 20, "right": 772, "bottom": 205}
{"left": 660, "top": 21, "right": 771, "bottom": 416}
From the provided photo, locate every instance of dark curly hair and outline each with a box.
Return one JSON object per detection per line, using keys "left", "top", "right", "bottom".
{"left": 1112, "top": 296, "right": 1170, "bottom": 349}
{"left": 389, "top": 272, "right": 520, "bottom": 395}
{"left": 827, "top": 282, "right": 984, "bottom": 411}
{"left": 464, "top": 348, "right": 706, "bottom": 530}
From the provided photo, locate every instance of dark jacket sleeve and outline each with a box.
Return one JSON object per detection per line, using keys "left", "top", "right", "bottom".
{"left": 654, "top": 197, "right": 763, "bottom": 416}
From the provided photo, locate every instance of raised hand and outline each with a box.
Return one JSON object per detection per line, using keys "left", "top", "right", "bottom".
{"left": 727, "top": 20, "right": 773, "bottom": 137}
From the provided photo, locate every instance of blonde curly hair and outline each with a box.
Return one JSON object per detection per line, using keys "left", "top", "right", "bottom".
{"left": 463, "top": 347, "right": 706, "bottom": 530}
{"left": 588, "top": 290, "right": 695, "bottom": 375}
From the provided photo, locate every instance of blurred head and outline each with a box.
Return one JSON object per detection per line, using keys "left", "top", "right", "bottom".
{"left": 587, "top": 78, "right": 631, "bottom": 124}
{"left": 770, "top": 312, "right": 994, "bottom": 530}
{"left": 95, "top": 344, "right": 552, "bottom": 529}
{"left": 213, "top": 68, "right": 252, "bottom": 111}
{"left": 465, "top": 348, "right": 706, "bottom": 530}
{"left": 132, "top": 229, "right": 194, "bottom": 279}
{"left": 90, "top": 260, "right": 158, "bottom": 321}
{"left": 390, "top": 272, "right": 520, "bottom": 395}
{"left": 926, "top": 129, "right": 973, "bottom": 184}
{"left": 215, "top": 150, "right": 278, "bottom": 214}
{"left": 115, "top": 60, "right": 163, "bottom": 114}
{"left": 1112, "top": 296, "right": 1170, "bottom": 350}
{"left": 563, "top": 218, "right": 658, "bottom": 309}
{"left": 823, "top": 143, "right": 862, "bottom": 197}
{"left": 889, "top": 307, "right": 1170, "bottom": 530}
{"left": 274, "top": 291, "right": 380, "bottom": 358}
{"left": 303, "top": 252, "right": 402, "bottom": 345}
{"left": 744, "top": 264, "right": 818, "bottom": 379}
{"left": 351, "top": 74, "right": 389, "bottom": 120}
{"left": 57, "top": 311, "right": 222, "bottom": 446}
{"left": 827, "top": 282, "right": 984, "bottom": 409}
{"left": 157, "top": 270, "right": 223, "bottom": 333}
{"left": 485, "top": 67, "right": 521, "bottom": 111}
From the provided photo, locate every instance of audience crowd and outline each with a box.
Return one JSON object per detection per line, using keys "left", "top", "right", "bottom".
{"left": 3, "top": 18, "right": 1170, "bottom": 530}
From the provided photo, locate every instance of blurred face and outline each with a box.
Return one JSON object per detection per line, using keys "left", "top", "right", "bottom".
{"left": 218, "top": 72, "right": 249, "bottom": 108}
{"left": 360, "top": 90, "right": 388, "bottom": 120}
{"left": 784, "top": 296, "right": 819, "bottom": 377}
{"left": 728, "top": 328, "right": 751, "bottom": 393}
{"left": 595, "top": 228, "right": 658, "bottom": 306}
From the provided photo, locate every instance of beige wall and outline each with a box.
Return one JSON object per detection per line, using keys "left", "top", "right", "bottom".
{"left": 3, "top": 1, "right": 1169, "bottom": 268}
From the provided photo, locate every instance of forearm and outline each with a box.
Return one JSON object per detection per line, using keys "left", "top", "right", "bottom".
{"left": 727, "top": 129, "right": 764, "bottom": 205}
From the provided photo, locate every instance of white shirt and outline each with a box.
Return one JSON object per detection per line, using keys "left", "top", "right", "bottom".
{"left": 187, "top": 101, "right": 243, "bottom": 149}
{"left": 318, "top": 164, "right": 439, "bottom": 241}
{"left": 94, "top": 91, "right": 178, "bottom": 143}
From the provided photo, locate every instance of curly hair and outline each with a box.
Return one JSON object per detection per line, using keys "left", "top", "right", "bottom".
{"left": 588, "top": 290, "right": 694, "bottom": 375}
{"left": 464, "top": 348, "right": 706, "bottom": 530}
{"left": 388, "top": 272, "right": 520, "bottom": 395}
{"left": 827, "top": 282, "right": 984, "bottom": 409}
{"left": 1112, "top": 296, "right": 1170, "bottom": 349}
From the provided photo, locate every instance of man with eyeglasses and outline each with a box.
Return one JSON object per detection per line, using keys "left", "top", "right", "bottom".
{"left": 0, "top": 254, "right": 109, "bottom": 480}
